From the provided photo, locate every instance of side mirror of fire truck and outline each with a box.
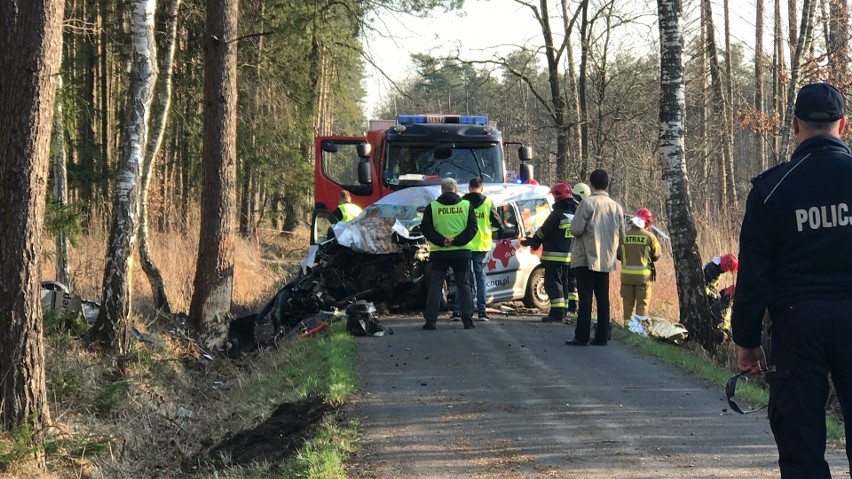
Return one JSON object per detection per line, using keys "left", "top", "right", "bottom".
{"left": 518, "top": 146, "right": 535, "bottom": 183}
{"left": 358, "top": 161, "right": 372, "bottom": 185}
{"left": 356, "top": 143, "right": 371, "bottom": 159}
{"left": 520, "top": 162, "right": 535, "bottom": 183}
{"left": 356, "top": 143, "right": 372, "bottom": 185}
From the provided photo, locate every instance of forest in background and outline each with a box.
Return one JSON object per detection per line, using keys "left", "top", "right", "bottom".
{"left": 52, "top": 0, "right": 850, "bottom": 241}
{"left": 1, "top": 0, "right": 850, "bottom": 475}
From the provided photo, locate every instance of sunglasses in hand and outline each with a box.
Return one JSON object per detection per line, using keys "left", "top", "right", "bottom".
{"left": 726, "top": 372, "right": 769, "bottom": 415}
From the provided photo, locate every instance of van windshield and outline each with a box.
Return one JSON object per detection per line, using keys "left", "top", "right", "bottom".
{"left": 383, "top": 143, "right": 503, "bottom": 188}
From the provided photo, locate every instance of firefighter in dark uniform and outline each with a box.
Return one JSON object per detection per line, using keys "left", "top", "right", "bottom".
{"left": 521, "top": 182, "right": 578, "bottom": 322}
{"left": 703, "top": 253, "right": 738, "bottom": 299}
{"left": 732, "top": 82, "right": 852, "bottom": 479}
{"left": 421, "top": 178, "right": 478, "bottom": 330}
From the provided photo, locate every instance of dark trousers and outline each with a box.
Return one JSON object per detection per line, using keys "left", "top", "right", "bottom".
{"left": 573, "top": 266, "right": 610, "bottom": 343}
{"left": 767, "top": 298, "right": 852, "bottom": 479}
{"left": 543, "top": 262, "right": 572, "bottom": 318}
{"left": 425, "top": 254, "right": 473, "bottom": 326}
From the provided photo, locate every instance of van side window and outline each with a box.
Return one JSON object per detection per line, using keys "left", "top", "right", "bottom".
{"left": 516, "top": 198, "right": 550, "bottom": 236}
{"left": 498, "top": 204, "right": 519, "bottom": 239}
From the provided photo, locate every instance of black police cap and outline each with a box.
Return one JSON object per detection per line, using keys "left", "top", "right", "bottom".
{"left": 794, "top": 82, "right": 845, "bottom": 122}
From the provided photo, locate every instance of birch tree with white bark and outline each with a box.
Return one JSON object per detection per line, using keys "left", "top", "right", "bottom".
{"left": 52, "top": 72, "right": 72, "bottom": 287}
{"left": 139, "top": 0, "right": 182, "bottom": 315}
{"left": 657, "top": 0, "right": 717, "bottom": 353}
{"left": 87, "top": 0, "right": 158, "bottom": 353}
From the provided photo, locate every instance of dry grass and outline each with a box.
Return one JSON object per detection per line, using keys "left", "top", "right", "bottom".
{"left": 17, "top": 214, "right": 312, "bottom": 479}
{"left": 607, "top": 212, "right": 742, "bottom": 327}
{"left": 40, "top": 215, "right": 307, "bottom": 316}
{"left": 16, "top": 205, "right": 746, "bottom": 477}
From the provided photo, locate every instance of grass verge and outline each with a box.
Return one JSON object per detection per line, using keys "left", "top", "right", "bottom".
{"left": 211, "top": 320, "right": 359, "bottom": 478}
{"left": 615, "top": 327, "right": 846, "bottom": 443}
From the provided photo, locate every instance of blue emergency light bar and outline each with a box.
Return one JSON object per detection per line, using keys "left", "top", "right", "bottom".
{"left": 397, "top": 114, "right": 489, "bottom": 125}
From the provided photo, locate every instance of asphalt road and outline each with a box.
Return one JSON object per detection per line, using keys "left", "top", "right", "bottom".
{"left": 347, "top": 315, "right": 848, "bottom": 478}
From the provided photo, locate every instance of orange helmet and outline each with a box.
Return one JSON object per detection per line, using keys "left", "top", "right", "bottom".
{"left": 720, "top": 254, "right": 739, "bottom": 273}
{"left": 634, "top": 208, "right": 653, "bottom": 228}
{"left": 550, "top": 182, "right": 572, "bottom": 201}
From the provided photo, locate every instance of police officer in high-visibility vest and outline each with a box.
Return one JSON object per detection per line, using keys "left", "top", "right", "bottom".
{"left": 521, "top": 182, "right": 578, "bottom": 322}
{"left": 450, "top": 177, "right": 502, "bottom": 321}
{"left": 333, "top": 190, "right": 363, "bottom": 223}
{"left": 618, "top": 208, "right": 661, "bottom": 323}
{"left": 733, "top": 82, "right": 852, "bottom": 478}
{"left": 421, "top": 178, "right": 479, "bottom": 330}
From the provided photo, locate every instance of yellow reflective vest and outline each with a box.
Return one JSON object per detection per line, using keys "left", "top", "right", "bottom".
{"left": 339, "top": 202, "right": 363, "bottom": 222}
{"left": 429, "top": 199, "right": 471, "bottom": 252}
{"left": 467, "top": 197, "right": 494, "bottom": 252}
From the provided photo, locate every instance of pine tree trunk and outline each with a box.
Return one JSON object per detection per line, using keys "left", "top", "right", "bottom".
{"left": 699, "top": 2, "right": 709, "bottom": 213}
{"left": 657, "top": 0, "right": 717, "bottom": 354}
{"left": 772, "top": 0, "right": 785, "bottom": 160}
{"left": 535, "top": 0, "right": 572, "bottom": 178}
{"left": 701, "top": 0, "right": 737, "bottom": 209}
{"left": 52, "top": 73, "right": 72, "bottom": 287}
{"left": 827, "top": 0, "right": 848, "bottom": 85}
{"left": 777, "top": 0, "right": 816, "bottom": 163}
{"left": 79, "top": 0, "right": 98, "bottom": 207}
{"left": 754, "top": 0, "right": 766, "bottom": 174}
{"left": 87, "top": 0, "right": 158, "bottom": 353}
{"left": 722, "top": 0, "right": 737, "bottom": 206}
{"left": 139, "top": 0, "right": 181, "bottom": 315}
{"left": 189, "top": 0, "right": 239, "bottom": 351}
{"left": 578, "top": 0, "right": 590, "bottom": 172}
{"left": 99, "top": 0, "right": 110, "bottom": 197}
{"left": 0, "top": 0, "right": 63, "bottom": 436}
{"left": 788, "top": 0, "right": 798, "bottom": 60}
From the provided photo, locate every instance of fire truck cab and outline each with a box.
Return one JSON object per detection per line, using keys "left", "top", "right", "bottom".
{"left": 312, "top": 114, "right": 534, "bottom": 244}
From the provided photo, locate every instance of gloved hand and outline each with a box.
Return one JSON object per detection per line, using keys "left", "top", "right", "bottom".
{"left": 520, "top": 237, "right": 534, "bottom": 247}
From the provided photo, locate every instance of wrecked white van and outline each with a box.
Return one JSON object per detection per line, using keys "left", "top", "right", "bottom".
{"left": 302, "top": 183, "right": 553, "bottom": 311}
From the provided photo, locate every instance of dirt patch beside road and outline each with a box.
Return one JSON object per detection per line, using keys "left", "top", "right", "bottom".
{"left": 347, "top": 316, "right": 848, "bottom": 478}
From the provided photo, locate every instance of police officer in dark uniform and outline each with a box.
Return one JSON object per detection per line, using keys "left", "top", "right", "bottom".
{"left": 732, "top": 82, "right": 852, "bottom": 479}
{"left": 421, "top": 178, "right": 478, "bottom": 330}
{"left": 521, "top": 182, "right": 578, "bottom": 322}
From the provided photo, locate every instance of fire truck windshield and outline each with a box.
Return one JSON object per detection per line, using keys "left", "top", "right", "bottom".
{"left": 383, "top": 143, "right": 503, "bottom": 188}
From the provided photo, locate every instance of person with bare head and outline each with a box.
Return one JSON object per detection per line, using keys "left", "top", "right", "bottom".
{"left": 566, "top": 169, "right": 625, "bottom": 346}
{"left": 449, "top": 177, "right": 502, "bottom": 321}
{"left": 733, "top": 82, "right": 852, "bottom": 478}
{"left": 333, "top": 189, "right": 362, "bottom": 223}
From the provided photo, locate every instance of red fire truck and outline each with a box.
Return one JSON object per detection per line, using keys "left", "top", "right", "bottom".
{"left": 312, "top": 114, "right": 534, "bottom": 243}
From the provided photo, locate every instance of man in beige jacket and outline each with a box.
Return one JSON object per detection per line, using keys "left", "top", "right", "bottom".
{"left": 566, "top": 169, "right": 625, "bottom": 346}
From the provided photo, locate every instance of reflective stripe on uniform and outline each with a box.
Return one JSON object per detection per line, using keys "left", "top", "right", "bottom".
{"left": 541, "top": 251, "right": 571, "bottom": 262}
{"left": 559, "top": 218, "right": 573, "bottom": 238}
{"left": 550, "top": 297, "right": 566, "bottom": 308}
{"left": 622, "top": 265, "right": 652, "bottom": 274}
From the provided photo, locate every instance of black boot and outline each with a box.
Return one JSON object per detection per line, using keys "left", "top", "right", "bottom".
{"left": 542, "top": 307, "right": 564, "bottom": 322}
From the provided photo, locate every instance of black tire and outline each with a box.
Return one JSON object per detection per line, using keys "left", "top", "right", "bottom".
{"left": 523, "top": 267, "right": 549, "bottom": 310}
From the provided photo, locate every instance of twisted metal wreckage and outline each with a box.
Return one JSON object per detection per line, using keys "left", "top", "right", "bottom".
{"left": 226, "top": 215, "right": 428, "bottom": 353}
